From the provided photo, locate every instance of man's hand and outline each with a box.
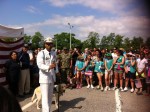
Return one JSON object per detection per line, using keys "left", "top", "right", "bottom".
{"left": 49, "top": 63, "right": 56, "bottom": 69}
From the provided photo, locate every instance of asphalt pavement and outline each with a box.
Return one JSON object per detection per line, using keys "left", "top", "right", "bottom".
{"left": 18, "top": 86, "right": 150, "bottom": 112}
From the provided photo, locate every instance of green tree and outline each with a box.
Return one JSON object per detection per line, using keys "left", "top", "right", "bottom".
{"left": 24, "top": 34, "right": 31, "bottom": 44}
{"left": 106, "top": 33, "right": 115, "bottom": 49}
{"left": 82, "top": 32, "right": 100, "bottom": 50}
{"left": 113, "top": 34, "right": 124, "bottom": 48}
{"left": 99, "top": 33, "right": 116, "bottom": 50}
{"left": 131, "top": 37, "right": 144, "bottom": 50}
{"left": 145, "top": 37, "right": 150, "bottom": 47}
{"left": 31, "top": 32, "right": 44, "bottom": 49}
{"left": 54, "top": 32, "right": 81, "bottom": 50}
{"left": 99, "top": 36, "right": 108, "bottom": 49}
{"left": 123, "top": 37, "right": 131, "bottom": 51}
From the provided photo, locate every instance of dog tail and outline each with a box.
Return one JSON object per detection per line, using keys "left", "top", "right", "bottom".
{"left": 31, "top": 91, "right": 36, "bottom": 102}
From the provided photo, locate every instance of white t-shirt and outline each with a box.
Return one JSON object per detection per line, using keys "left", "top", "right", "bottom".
{"left": 27, "top": 50, "right": 33, "bottom": 65}
{"left": 112, "top": 53, "right": 117, "bottom": 60}
{"left": 136, "top": 58, "right": 148, "bottom": 72}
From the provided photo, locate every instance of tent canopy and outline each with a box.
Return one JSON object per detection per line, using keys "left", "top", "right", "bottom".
{"left": 0, "top": 24, "right": 24, "bottom": 38}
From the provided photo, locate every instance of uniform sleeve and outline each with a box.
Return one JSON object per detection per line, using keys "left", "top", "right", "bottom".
{"left": 36, "top": 51, "right": 49, "bottom": 72}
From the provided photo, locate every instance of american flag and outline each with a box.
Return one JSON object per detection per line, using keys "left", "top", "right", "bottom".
{"left": 0, "top": 38, "right": 24, "bottom": 86}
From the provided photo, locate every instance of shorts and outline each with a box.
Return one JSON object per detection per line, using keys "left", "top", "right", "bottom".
{"left": 77, "top": 70, "right": 84, "bottom": 74}
{"left": 114, "top": 68, "right": 124, "bottom": 74}
{"left": 95, "top": 70, "right": 104, "bottom": 74}
{"left": 85, "top": 71, "right": 93, "bottom": 76}
{"left": 125, "top": 71, "right": 135, "bottom": 79}
{"left": 96, "top": 72, "right": 103, "bottom": 76}
{"left": 105, "top": 70, "right": 113, "bottom": 76}
{"left": 136, "top": 72, "right": 145, "bottom": 78}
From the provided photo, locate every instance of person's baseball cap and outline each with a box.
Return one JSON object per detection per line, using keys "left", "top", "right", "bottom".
{"left": 44, "top": 37, "right": 53, "bottom": 43}
{"left": 113, "top": 47, "right": 117, "bottom": 50}
{"left": 119, "top": 48, "right": 125, "bottom": 51}
{"left": 107, "top": 53, "right": 112, "bottom": 57}
{"left": 127, "top": 52, "right": 135, "bottom": 57}
{"left": 23, "top": 44, "right": 29, "bottom": 48}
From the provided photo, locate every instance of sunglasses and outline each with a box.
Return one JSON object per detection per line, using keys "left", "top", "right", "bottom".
{"left": 46, "top": 43, "right": 53, "bottom": 46}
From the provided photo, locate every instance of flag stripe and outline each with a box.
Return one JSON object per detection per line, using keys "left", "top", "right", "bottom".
{"left": 0, "top": 37, "right": 24, "bottom": 86}
{"left": 0, "top": 48, "right": 22, "bottom": 56}
{"left": 0, "top": 55, "right": 10, "bottom": 59}
{"left": 0, "top": 43, "right": 24, "bottom": 51}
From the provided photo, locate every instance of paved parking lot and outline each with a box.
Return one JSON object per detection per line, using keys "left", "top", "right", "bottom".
{"left": 18, "top": 86, "right": 150, "bottom": 112}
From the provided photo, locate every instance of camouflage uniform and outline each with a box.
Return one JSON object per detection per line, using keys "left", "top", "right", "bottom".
{"left": 58, "top": 52, "right": 72, "bottom": 84}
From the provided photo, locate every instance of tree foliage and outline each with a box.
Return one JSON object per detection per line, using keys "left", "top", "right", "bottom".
{"left": 123, "top": 37, "right": 131, "bottom": 51}
{"left": 131, "top": 37, "right": 144, "bottom": 50}
{"left": 14, "top": 31, "right": 149, "bottom": 51}
{"left": 113, "top": 34, "right": 124, "bottom": 48}
{"left": 53, "top": 32, "right": 82, "bottom": 50}
{"left": 145, "top": 37, "right": 150, "bottom": 47}
{"left": 82, "top": 32, "right": 100, "bottom": 50}
{"left": 23, "top": 32, "right": 44, "bottom": 49}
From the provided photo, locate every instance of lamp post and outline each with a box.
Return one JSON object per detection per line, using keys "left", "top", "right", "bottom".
{"left": 68, "top": 23, "right": 73, "bottom": 49}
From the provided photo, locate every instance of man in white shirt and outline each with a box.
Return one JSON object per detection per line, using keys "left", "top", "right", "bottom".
{"left": 37, "top": 37, "right": 59, "bottom": 112}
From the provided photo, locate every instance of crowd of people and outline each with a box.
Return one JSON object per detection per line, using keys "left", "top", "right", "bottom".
{"left": 56, "top": 45, "right": 150, "bottom": 96}
{"left": 2, "top": 37, "right": 150, "bottom": 112}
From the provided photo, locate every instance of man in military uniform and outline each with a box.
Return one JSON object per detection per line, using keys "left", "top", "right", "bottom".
{"left": 37, "top": 37, "right": 59, "bottom": 112}
{"left": 58, "top": 47, "right": 72, "bottom": 86}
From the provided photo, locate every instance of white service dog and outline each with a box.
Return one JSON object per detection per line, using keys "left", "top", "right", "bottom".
{"left": 31, "top": 84, "right": 66, "bottom": 109}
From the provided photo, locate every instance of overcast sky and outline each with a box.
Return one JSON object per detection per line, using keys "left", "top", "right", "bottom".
{"left": 0, "top": 0, "right": 150, "bottom": 41}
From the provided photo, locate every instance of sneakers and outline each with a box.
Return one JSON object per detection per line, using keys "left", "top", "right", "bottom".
{"left": 87, "top": 84, "right": 90, "bottom": 88}
{"left": 101, "top": 86, "right": 104, "bottom": 91}
{"left": 91, "top": 85, "right": 94, "bottom": 89}
{"left": 104, "top": 86, "right": 108, "bottom": 91}
{"left": 113, "top": 87, "right": 117, "bottom": 90}
{"left": 96, "top": 85, "right": 100, "bottom": 89}
{"left": 130, "top": 88, "right": 134, "bottom": 93}
{"left": 123, "top": 87, "right": 128, "bottom": 91}
{"left": 87, "top": 84, "right": 94, "bottom": 89}
{"left": 108, "top": 86, "right": 111, "bottom": 90}
{"left": 104, "top": 86, "right": 110, "bottom": 91}
{"left": 120, "top": 87, "right": 124, "bottom": 92}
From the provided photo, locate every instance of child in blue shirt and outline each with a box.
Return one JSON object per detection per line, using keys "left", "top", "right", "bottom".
{"left": 84, "top": 53, "right": 95, "bottom": 89}
{"left": 104, "top": 53, "right": 113, "bottom": 91}
{"left": 124, "top": 53, "right": 136, "bottom": 93}
{"left": 94, "top": 56, "right": 105, "bottom": 91}
{"left": 75, "top": 56, "right": 85, "bottom": 89}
